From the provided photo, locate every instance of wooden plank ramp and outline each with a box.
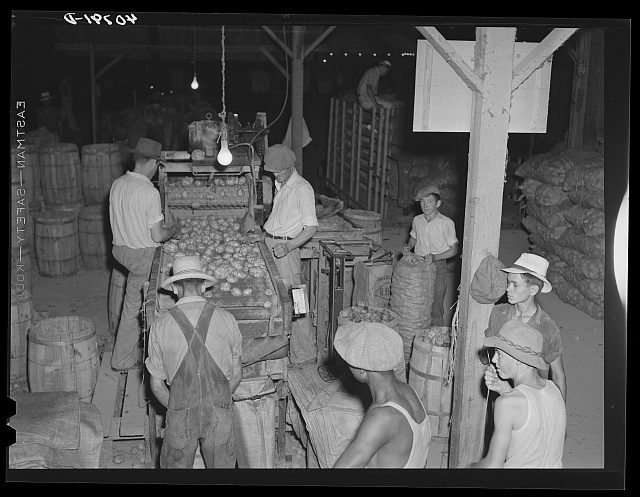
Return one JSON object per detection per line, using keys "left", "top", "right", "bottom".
{"left": 119, "top": 367, "right": 147, "bottom": 438}
{"left": 91, "top": 349, "right": 122, "bottom": 438}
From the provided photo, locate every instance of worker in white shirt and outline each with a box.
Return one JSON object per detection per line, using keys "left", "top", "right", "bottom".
{"left": 357, "top": 60, "right": 392, "bottom": 110}
{"left": 260, "top": 144, "right": 318, "bottom": 364}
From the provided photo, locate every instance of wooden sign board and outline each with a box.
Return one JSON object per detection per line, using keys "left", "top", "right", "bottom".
{"left": 413, "top": 40, "right": 553, "bottom": 133}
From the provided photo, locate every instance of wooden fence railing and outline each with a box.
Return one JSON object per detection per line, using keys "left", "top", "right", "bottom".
{"left": 323, "top": 97, "right": 401, "bottom": 218}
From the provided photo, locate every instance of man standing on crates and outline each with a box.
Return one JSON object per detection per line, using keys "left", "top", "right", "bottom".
{"left": 146, "top": 255, "right": 243, "bottom": 468}
{"left": 109, "top": 137, "right": 179, "bottom": 372}
{"left": 259, "top": 144, "right": 318, "bottom": 364}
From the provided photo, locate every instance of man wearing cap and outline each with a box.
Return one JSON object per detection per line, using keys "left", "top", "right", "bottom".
{"left": 36, "top": 91, "right": 62, "bottom": 136}
{"left": 109, "top": 137, "right": 180, "bottom": 371}
{"left": 333, "top": 322, "right": 431, "bottom": 468}
{"left": 260, "top": 144, "right": 318, "bottom": 364}
{"left": 146, "top": 255, "right": 242, "bottom": 468}
{"left": 357, "top": 60, "right": 392, "bottom": 110}
{"left": 470, "top": 319, "right": 566, "bottom": 468}
{"left": 483, "top": 253, "right": 567, "bottom": 400}
{"left": 405, "top": 185, "right": 459, "bottom": 327}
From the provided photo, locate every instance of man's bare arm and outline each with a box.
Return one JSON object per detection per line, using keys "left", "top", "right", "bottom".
{"left": 150, "top": 220, "right": 179, "bottom": 244}
{"left": 468, "top": 395, "right": 516, "bottom": 468}
{"left": 549, "top": 356, "right": 567, "bottom": 401}
{"left": 333, "top": 408, "right": 391, "bottom": 468}
{"left": 150, "top": 375, "right": 170, "bottom": 409}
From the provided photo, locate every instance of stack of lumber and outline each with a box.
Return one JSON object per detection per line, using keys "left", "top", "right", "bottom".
{"left": 517, "top": 148, "right": 604, "bottom": 319}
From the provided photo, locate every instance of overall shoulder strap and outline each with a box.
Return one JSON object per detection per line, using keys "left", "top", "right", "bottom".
{"left": 168, "top": 305, "right": 195, "bottom": 342}
{"left": 194, "top": 302, "right": 216, "bottom": 344}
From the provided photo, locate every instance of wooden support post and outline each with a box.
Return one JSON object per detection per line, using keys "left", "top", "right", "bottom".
{"left": 89, "top": 42, "right": 97, "bottom": 144}
{"left": 448, "top": 27, "right": 516, "bottom": 469}
{"left": 331, "top": 99, "right": 340, "bottom": 186}
{"left": 349, "top": 102, "right": 357, "bottom": 198}
{"left": 367, "top": 107, "right": 377, "bottom": 210}
{"left": 380, "top": 109, "right": 391, "bottom": 219}
{"left": 291, "top": 26, "right": 306, "bottom": 175}
{"left": 96, "top": 53, "right": 126, "bottom": 81}
{"left": 374, "top": 108, "right": 384, "bottom": 213}
{"left": 326, "top": 98, "right": 334, "bottom": 189}
{"left": 340, "top": 100, "right": 346, "bottom": 192}
{"left": 355, "top": 106, "right": 363, "bottom": 204}
{"left": 568, "top": 29, "right": 590, "bottom": 149}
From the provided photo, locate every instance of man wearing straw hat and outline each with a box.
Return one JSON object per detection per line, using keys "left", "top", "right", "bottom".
{"left": 483, "top": 253, "right": 567, "bottom": 400}
{"left": 36, "top": 91, "right": 62, "bottom": 136}
{"left": 357, "top": 60, "right": 393, "bottom": 110}
{"left": 333, "top": 322, "right": 431, "bottom": 468}
{"left": 470, "top": 319, "right": 566, "bottom": 468}
{"left": 146, "top": 255, "right": 243, "bottom": 468}
{"left": 109, "top": 137, "right": 180, "bottom": 372}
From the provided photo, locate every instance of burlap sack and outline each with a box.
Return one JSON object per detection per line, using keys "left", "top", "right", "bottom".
{"left": 470, "top": 255, "right": 507, "bottom": 304}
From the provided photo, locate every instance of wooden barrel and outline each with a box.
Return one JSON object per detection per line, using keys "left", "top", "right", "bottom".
{"left": 408, "top": 330, "right": 454, "bottom": 441}
{"left": 108, "top": 263, "right": 127, "bottom": 336}
{"left": 28, "top": 316, "right": 100, "bottom": 403}
{"left": 343, "top": 209, "right": 383, "bottom": 245}
{"left": 39, "top": 143, "right": 84, "bottom": 208}
{"left": 79, "top": 204, "right": 111, "bottom": 269}
{"left": 11, "top": 144, "right": 42, "bottom": 211}
{"left": 81, "top": 143, "right": 125, "bottom": 205}
{"left": 10, "top": 279, "right": 33, "bottom": 381}
{"left": 33, "top": 209, "right": 81, "bottom": 276}
{"left": 11, "top": 177, "right": 31, "bottom": 249}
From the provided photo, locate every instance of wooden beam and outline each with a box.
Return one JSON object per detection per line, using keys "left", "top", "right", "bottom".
{"left": 96, "top": 53, "right": 126, "bottom": 80}
{"left": 302, "top": 26, "right": 336, "bottom": 60}
{"left": 415, "top": 26, "right": 482, "bottom": 93}
{"left": 89, "top": 42, "right": 97, "bottom": 144}
{"left": 261, "top": 26, "right": 293, "bottom": 58}
{"left": 512, "top": 28, "right": 579, "bottom": 92}
{"left": 449, "top": 27, "right": 517, "bottom": 469}
{"left": 568, "top": 29, "right": 591, "bottom": 149}
{"left": 290, "top": 26, "right": 306, "bottom": 174}
{"left": 259, "top": 46, "right": 289, "bottom": 81}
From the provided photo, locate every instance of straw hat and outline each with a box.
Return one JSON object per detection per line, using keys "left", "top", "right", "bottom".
{"left": 263, "top": 144, "right": 296, "bottom": 172}
{"left": 501, "top": 253, "right": 552, "bottom": 293}
{"left": 125, "top": 137, "right": 163, "bottom": 160}
{"left": 161, "top": 255, "right": 216, "bottom": 290}
{"left": 483, "top": 319, "right": 548, "bottom": 373}
{"left": 334, "top": 322, "right": 404, "bottom": 374}
{"left": 379, "top": 60, "right": 392, "bottom": 68}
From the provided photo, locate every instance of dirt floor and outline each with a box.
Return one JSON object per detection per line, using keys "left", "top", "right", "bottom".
{"left": 13, "top": 201, "right": 604, "bottom": 469}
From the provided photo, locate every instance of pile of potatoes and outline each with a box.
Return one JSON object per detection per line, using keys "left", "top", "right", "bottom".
{"left": 166, "top": 175, "right": 250, "bottom": 208}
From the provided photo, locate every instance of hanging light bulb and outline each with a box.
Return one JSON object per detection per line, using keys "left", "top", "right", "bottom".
{"left": 217, "top": 124, "right": 233, "bottom": 166}
{"left": 190, "top": 26, "right": 199, "bottom": 90}
{"left": 217, "top": 25, "right": 232, "bottom": 167}
{"left": 191, "top": 74, "right": 199, "bottom": 90}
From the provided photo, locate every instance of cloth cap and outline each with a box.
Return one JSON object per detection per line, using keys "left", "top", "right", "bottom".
{"left": 334, "top": 322, "right": 404, "bottom": 373}
{"left": 483, "top": 320, "right": 548, "bottom": 372}
{"left": 161, "top": 255, "right": 216, "bottom": 290}
{"left": 501, "top": 253, "right": 552, "bottom": 293}
{"left": 125, "top": 137, "right": 163, "bottom": 161}
{"left": 415, "top": 185, "right": 441, "bottom": 201}
{"left": 40, "top": 91, "right": 53, "bottom": 101}
{"left": 264, "top": 144, "right": 296, "bottom": 172}
{"left": 470, "top": 255, "right": 508, "bottom": 304}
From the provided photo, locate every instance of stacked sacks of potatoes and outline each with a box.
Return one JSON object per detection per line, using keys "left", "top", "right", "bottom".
{"left": 516, "top": 148, "right": 604, "bottom": 319}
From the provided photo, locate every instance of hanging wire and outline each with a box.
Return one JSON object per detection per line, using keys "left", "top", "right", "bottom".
{"left": 218, "top": 25, "right": 227, "bottom": 123}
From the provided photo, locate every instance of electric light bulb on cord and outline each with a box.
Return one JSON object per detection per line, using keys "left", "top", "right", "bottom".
{"left": 191, "top": 74, "right": 199, "bottom": 90}
{"left": 217, "top": 126, "right": 232, "bottom": 166}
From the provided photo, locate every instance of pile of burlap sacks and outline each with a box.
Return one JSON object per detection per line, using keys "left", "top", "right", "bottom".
{"left": 516, "top": 148, "right": 604, "bottom": 320}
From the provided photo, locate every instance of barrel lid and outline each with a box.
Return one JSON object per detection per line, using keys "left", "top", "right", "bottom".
{"left": 81, "top": 143, "right": 121, "bottom": 153}
{"left": 33, "top": 209, "right": 79, "bottom": 223}
{"left": 39, "top": 142, "right": 78, "bottom": 153}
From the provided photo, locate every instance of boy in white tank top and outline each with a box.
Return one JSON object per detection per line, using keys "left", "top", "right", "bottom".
{"left": 470, "top": 320, "right": 566, "bottom": 468}
{"left": 332, "top": 322, "right": 431, "bottom": 468}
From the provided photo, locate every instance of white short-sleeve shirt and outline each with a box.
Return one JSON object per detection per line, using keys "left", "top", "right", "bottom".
{"left": 409, "top": 212, "right": 458, "bottom": 257}
{"left": 263, "top": 169, "right": 318, "bottom": 238}
{"left": 109, "top": 171, "right": 164, "bottom": 249}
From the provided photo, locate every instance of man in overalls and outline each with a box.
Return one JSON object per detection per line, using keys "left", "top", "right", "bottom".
{"left": 145, "top": 255, "right": 243, "bottom": 468}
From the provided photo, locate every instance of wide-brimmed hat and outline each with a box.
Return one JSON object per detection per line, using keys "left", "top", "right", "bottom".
{"left": 125, "top": 137, "right": 163, "bottom": 160}
{"left": 415, "top": 184, "right": 441, "bottom": 201}
{"left": 40, "top": 91, "right": 53, "bottom": 101}
{"left": 483, "top": 319, "right": 548, "bottom": 373}
{"left": 501, "top": 253, "right": 552, "bottom": 293}
{"left": 161, "top": 255, "right": 216, "bottom": 290}
{"left": 334, "top": 322, "right": 404, "bottom": 374}
{"left": 264, "top": 144, "right": 296, "bottom": 172}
